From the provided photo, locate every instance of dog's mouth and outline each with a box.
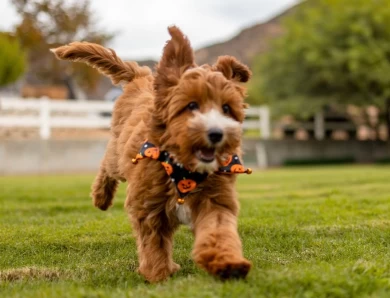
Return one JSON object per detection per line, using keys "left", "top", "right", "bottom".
{"left": 195, "top": 147, "right": 216, "bottom": 163}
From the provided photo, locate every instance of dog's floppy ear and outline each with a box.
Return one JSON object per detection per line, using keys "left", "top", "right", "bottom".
{"left": 154, "top": 26, "right": 196, "bottom": 97}
{"left": 212, "top": 56, "right": 252, "bottom": 83}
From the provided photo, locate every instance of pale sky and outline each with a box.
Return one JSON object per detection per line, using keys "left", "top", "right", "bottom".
{"left": 0, "top": 0, "right": 299, "bottom": 60}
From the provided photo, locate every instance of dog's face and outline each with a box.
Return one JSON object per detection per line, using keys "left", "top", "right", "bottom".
{"left": 164, "top": 68, "right": 246, "bottom": 173}
{"left": 154, "top": 27, "right": 251, "bottom": 173}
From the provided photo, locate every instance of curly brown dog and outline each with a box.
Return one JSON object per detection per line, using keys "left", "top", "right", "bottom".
{"left": 51, "top": 26, "right": 252, "bottom": 283}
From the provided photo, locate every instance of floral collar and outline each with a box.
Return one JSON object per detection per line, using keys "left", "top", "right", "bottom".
{"left": 132, "top": 141, "right": 252, "bottom": 204}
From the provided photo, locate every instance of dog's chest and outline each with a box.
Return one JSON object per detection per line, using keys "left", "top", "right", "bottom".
{"left": 175, "top": 203, "right": 192, "bottom": 226}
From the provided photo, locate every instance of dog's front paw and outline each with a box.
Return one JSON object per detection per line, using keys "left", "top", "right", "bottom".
{"left": 194, "top": 249, "right": 251, "bottom": 280}
{"left": 210, "top": 258, "right": 251, "bottom": 280}
{"left": 170, "top": 262, "right": 181, "bottom": 274}
{"left": 138, "top": 262, "right": 181, "bottom": 283}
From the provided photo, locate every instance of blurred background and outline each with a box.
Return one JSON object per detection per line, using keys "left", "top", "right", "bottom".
{"left": 0, "top": 0, "right": 389, "bottom": 174}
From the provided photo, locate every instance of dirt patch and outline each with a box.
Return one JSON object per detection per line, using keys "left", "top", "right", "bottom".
{"left": 0, "top": 267, "right": 63, "bottom": 282}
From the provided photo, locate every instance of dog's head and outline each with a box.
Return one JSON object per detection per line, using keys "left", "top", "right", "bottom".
{"left": 154, "top": 26, "right": 251, "bottom": 174}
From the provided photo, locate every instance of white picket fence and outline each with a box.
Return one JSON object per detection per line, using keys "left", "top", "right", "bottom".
{"left": 0, "top": 97, "right": 271, "bottom": 139}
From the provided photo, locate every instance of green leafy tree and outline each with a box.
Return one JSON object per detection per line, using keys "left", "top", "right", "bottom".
{"left": 0, "top": 33, "right": 26, "bottom": 87}
{"left": 250, "top": 0, "right": 390, "bottom": 135}
{"left": 12, "top": 0, "right": 114, "bottom": 90}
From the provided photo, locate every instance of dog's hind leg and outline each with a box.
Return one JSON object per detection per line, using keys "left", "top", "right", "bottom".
{"left": 91, "top": 162, "right": 118, "bottom": 211}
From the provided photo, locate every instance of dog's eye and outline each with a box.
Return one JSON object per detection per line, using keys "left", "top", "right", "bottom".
{"left": 187, "top": 102, "right": 199, "bottom": 111}
{"left": 222, "top": 104, "right": 230, "bottom": 114}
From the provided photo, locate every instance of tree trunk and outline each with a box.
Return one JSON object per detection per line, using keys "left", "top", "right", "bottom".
{"left": 387, "top": 98, "right": 390, "bottom": 141}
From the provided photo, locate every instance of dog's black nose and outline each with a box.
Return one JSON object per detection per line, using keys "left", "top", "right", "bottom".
{"left": 208, "top": 128, "right": 223, "bottom": 144}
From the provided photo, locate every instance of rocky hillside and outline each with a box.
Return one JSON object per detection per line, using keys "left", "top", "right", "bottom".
{"left": 195, "top": 4, "right": 299, "bottom": 67}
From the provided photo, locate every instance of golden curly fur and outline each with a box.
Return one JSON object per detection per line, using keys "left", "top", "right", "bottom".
{"left": 51, "top": 26, "right": 252, "bottom": 282}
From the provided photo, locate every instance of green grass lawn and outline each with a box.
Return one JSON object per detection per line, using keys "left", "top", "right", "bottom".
{"left": 1, "top": 166, "right": 390, "bottom": 297}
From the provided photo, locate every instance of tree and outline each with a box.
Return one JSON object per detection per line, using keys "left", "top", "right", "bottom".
{"left": 0, "top": 33, "right": 26, "bottom": 87}
{"left": 250, "top": 0, "right": 390, "bottom": 136}
{"left": 12, "top": 0, "right": 114, "bottom": 91}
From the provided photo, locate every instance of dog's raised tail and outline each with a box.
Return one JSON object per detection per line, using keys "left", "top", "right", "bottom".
{"left": 90, "top": 166, "right": 118, "bottom": 211}
{"left": 51, "top": 42, "right": 151, "bottom": 85}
